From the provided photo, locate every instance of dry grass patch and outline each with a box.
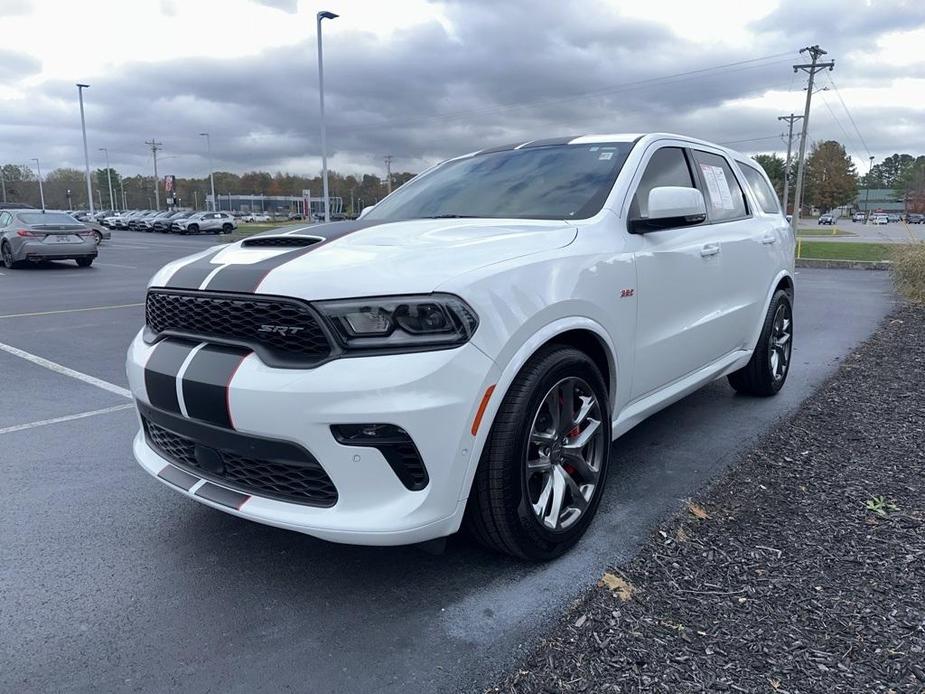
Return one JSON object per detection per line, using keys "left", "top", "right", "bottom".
{"left": 892, "top": 244, "right": 925, "bottom": 302}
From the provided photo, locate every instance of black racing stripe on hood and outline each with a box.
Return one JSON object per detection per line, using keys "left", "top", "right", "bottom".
{"left": 200, "top": 218, "right": 391, "bottom": 293}
{"left": 163, "top": 247, "right": 226, "bottom": 289}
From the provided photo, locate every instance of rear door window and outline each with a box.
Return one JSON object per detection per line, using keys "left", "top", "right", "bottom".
{"left": 691, "top": 150, "right": 749, "bottom": 222}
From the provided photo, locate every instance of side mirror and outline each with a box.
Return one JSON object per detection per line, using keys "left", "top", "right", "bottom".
{"left": 629, "top": 186, "right": 707, "bottom": 233}
{"left": 358, "top": 205, "right": 374, "bottom": 219}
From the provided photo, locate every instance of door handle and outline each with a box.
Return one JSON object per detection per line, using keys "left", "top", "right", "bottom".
{"left": 761, "top": 233, "right": 777, "bottom": 245}
{"left": 700, "top": 243, "right": 720, "bottom": 257}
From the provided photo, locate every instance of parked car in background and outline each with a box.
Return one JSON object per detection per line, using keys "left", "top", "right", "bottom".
{"left": 242, "top": 212, "right": 272, "bottom": 223}
{"left": 887, "top": 213, "right": 901, "bottom": 223}
{"left": 153, "top": 211, "right": 191, "bottom": 232}
{"left": 818, "top": 214, "right": 834, "bottom": 225}
{"left": 138, "top": 211, "right": 173, "bottom": 232}
{"left": 852, "top": 212, "right": 866, "bottom": 222}
{"left": 872, "top": 215, "right": 888, "bottom": 225}
{"left": 288, "top": 213, "right": 305, "bottom": 221}
{"left": 129, "top": 211, "right": 160, "bottom": 231}
{"left": 173, "top": 211, "right": 237, "bottom": 234}
{"left": 128, "top": 132, "right": 795, "bottom": 559}
{"left": 1, "top": 209, "right": 98, "bottom": 268}
{"left": 905, "top": 213, "right": 924, "bottom": 224}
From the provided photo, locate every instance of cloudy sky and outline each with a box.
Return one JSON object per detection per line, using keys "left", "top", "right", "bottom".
{"left": 2, "top": 0, "right": 924, "bottom": 181}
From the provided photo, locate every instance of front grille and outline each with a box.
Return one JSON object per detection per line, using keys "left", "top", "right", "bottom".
{"left": 143, "top": 416, "right": 338, "bottom": 506}
{"left": 146, "top": 289, "right": 333, "bottom": 366}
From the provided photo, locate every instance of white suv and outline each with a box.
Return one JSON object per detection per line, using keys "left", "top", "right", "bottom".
{"left": 174, "top": 211, "right": 237, "bottom": 235}
{"left": 127, "top": 133, "right": 794, "bottom": 559}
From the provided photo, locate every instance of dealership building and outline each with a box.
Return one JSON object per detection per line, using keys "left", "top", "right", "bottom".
{"left": 204, "top": 192, "right": 344, "bottom": 217}
{"left": 853, "top": 188, "right": 906, "bottom": 214}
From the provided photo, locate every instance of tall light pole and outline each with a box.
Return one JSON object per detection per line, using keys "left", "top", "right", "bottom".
{"left": 145, "top": 139, "right": 163, "bottom": 209}
{"left": 77, "top": 83, "right": 94, "bottom": 213}
{"left": 120, "top": 178, "right": 126, "bottom": 210}
{"left": 200, "top": 132, "right": 217, "bottom": 211}
{"left": 864, "top": 155, "right": 875, "bottom": 222}
{"left": 32, "top": 158, "right": 45, "bottom": 211}
{"left": 98, "top": 147, "right": 115, "bottom": 210}
{"left": 316, "top": 10, "right": 338, "bottom": 223}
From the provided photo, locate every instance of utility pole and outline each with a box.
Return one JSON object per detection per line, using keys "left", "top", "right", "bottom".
{"left": 32, "top": 158, "right": 45, "bottom": 211}
{"left": 1, "top": 170, "right": 6, "bottom": 203}
{"left": 384, "top": 154, "right": 393, "bottom": 195}
{"left": 200, "top": 133, "right": 216, "bottom": 211}
{"left": 99, "top": 147, "right": 114, "bottom": 210}
{"left": 777, "top": 114, "right": 802, "bottom": 215}
{"left": 120, "top": 178, "right": 126, "bottom": 210}
{"left": 316, "top": 10, "right": 338, "bottom": 223}
{"left": 790, "top": 45, "right": 834, "bottom": 230}
{"left": 145, "top": 139, "right": 163, "bottom": 209}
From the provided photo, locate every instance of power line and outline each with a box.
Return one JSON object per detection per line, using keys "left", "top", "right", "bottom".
{"left": 719, "top": 135, "right": 785, "bottom": 146}
{"left": 825, "top": 75, "right": 871, "bottom": 158}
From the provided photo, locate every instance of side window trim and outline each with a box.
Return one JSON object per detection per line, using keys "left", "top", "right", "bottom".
{"left": 690, "top": 148, "right": 752, "bottom": 224}
{"left": 626, "top": 144, "right": 705, "bottom": 227}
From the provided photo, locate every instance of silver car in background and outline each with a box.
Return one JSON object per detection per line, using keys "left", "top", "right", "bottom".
{"left": 0, "top": 210, "right": 98, "bottom": 268}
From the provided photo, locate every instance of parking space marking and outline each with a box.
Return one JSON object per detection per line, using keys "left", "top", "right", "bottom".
{"left": 94, "top": 262, "right": 138, "bottom": 269}
{"left": 0, "top": 404, "right": 135, "bottom": 435}
{"left": 0, "top": 303, "right": 144, "bottom": 319}
{"left": 0, "top": 341, "right": 132, "bottom": 398}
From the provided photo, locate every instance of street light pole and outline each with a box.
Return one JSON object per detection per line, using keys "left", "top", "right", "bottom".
{"left": 200, "top": 132, "right": 216, "bottom": 211}
{"left": 32, "top": 158, "right": 45, "bottom": 211}
{"left": 865, "top": 155, "right": 874, "bottom": 223}
{"left": 77, "top": 83, "right": 94, "bottom": 213}
{"left": 316, "top": 10, "right": 338, "bottom": 223}
{"left": 99, "top": 147, "right": 115, "bottom": 210}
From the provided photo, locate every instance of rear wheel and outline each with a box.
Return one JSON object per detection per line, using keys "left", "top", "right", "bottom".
{"left": 222, "top": 223, "right": 233, "bottom": 234}
{"left": 727, "top": 289, "right": 793, "bottom": 396}
{"left": 76, "top": 257, "right": 94, "bottom": 268}
{"left": 466, "top": 345, "right": 611, "bottom": 560}
{"left": 2, "top": 241, "right": 22, "bottom": 269}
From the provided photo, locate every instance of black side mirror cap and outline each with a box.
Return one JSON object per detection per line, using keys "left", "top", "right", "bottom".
{"left": 628, "top": 213, "right": 707, "bottom": 234}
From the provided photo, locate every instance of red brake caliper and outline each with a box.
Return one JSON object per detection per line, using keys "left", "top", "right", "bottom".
{"left": 563, "top": 424, "right": 581, "bottom": 475}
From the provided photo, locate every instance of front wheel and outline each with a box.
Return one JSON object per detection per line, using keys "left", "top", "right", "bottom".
{"left": 93, "top": 230, "right": 103, "bottom": 245}
{"left": 187, "top": 224, "right": 198, "bottom": 235}
{"left": 465, "top": 345, "right": 611, "bottom": 560}
{"left": 222, "top": 223, "right": 233, "bottom": 234}
{"left": 727, "top": 289, "right": 793, "bottom": 396}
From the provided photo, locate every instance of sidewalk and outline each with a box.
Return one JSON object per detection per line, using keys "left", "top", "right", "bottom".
{"left": 490, "top": 304, "right": 925, "bottom": 693}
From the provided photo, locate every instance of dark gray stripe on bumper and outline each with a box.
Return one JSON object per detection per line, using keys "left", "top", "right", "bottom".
{"left": 157, "top": 464, "right": 200, "bottom": 491}
{"left": 195, "top": 482, "right": 250, "bottom": 510}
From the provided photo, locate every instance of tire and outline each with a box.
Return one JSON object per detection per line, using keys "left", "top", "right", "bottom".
{"left": 187, "top": 224, "right": 199, "bottom": 235}
{"left": 93, "top": 230, "right": 103, "bottom": 245}
{"left": 727, "top": 289, "right": 793, "bottom": 396}
{"left": 2, "top": 241, "right": 22, "bottom": 269}
{"left": 76, "top": 257, "right": 94, "bottom": 268}
{"left": 222, "top": 223, "right": 233, "bottom": 234}
{"left": 465, "top": 345, "right": 611, "bottom": 560}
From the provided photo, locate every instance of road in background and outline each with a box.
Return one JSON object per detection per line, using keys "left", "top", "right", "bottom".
{"left": 0, "top": 231, "right": 896, "bottom": 693}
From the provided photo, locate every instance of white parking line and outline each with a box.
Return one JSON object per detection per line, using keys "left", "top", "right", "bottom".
{"left": 0, "top": 404, "right": 135, "bottom": 435}
{"left": 94, "top": 262, "right": 138, "bottom": 269}
{"left": 0, "top": 341, "right": 132, "bottom": 398}
{"left": 0, "top": 303, "right": 144, "bottom": 319}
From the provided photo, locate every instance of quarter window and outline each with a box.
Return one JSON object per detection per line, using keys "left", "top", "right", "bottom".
{"left": 631, "top": 147, "right": 695, "bottom": 219}
{"left": 740, "top": 163, "right": 781, "bottom": 214}
{"left": 0, "top": 212, "right": 10, "bottom": 227}
{"left": 691, "top": 150, "right": 748, "bottom": 222}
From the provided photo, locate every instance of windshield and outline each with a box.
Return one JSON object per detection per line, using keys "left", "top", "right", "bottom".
{"left": 18, "top": 212, "right": 82, "bottom": 225}
{"left": 365, "top": 142, "right": 634, "bottom": 222}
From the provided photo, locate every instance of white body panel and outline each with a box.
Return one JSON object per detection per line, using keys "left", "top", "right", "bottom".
{"left": 127, "top": 132, "right": 794, "bottom": 545}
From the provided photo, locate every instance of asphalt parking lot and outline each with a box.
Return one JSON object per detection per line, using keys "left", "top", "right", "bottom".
{"left": 806, "top": 219, "right": 925, "bottom": 243}
{"left": 0, "top": 231, "right": 895, "bottom": 693}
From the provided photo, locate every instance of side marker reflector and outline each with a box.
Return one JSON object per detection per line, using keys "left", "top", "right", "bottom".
{"left": 471, "top": 385, "right": 496, "bottom": 436}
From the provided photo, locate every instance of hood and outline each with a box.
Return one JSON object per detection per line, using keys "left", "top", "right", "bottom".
{"left": 152, "top": 218, "right": 577, "bottom": 299}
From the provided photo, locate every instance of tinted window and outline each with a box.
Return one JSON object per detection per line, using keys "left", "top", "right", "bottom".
{"left": 0, "top": 212, "right": 10, "bottom": 226}
{"left": 366, "top": 143, "right": 633, "bottom": 221}
{"left": 631, "top": 147, "right": 694, "bottom": 219}
{"left": 740, "top": 162, "right": 781, "bottom": 214}
{"left": 691, "top": 150, "right": 748, "bottom": 222}
{"left": 18, "top": 212, "right": 82, "bottom": 226}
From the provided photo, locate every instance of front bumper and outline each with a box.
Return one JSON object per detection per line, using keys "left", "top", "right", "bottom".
{"left": 127, "top": 331, "right": 499, "bottom": 545}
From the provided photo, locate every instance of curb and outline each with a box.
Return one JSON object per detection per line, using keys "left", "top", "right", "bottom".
{"left": 796, "top": 258, "right": 892, "bottom": 271}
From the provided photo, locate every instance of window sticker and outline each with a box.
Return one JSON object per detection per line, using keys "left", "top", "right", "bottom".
{"left": 700, "top": 163, "right": 735, "bottom": 210}
{"left": 598, "top": 151, "right": 614, "bottom": 161}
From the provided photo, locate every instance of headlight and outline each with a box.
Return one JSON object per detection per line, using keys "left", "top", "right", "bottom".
{"left": 316, "top": 294, "right": 478, "bottom": 351}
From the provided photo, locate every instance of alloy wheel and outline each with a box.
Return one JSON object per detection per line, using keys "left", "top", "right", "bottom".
{"left": 525, "top": 377, "right": 604, "bottom": 531}
{"left": 1, "top": 243, "right": 12, "bottom": 268}
{"left": 769, "top": 303, "right": 792, "bottom": 383}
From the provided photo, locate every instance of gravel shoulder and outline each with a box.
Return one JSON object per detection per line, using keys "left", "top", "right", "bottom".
{"left": 490, "top": 304, "right": 925, "bottom": 694}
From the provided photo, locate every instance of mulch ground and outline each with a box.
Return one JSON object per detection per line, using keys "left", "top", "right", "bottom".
{"left": 490, "top": 304, "right": 925, "bottom": 694}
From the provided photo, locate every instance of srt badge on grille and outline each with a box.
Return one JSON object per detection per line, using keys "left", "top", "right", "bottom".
{"left": 258, "top": 324, "right": 305, "bottom": 335}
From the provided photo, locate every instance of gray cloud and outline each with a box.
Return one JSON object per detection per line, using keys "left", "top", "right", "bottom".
{"left": 0, "top": 48, "right": 40, "bottom": 82}
{"left": 0, "top": 0, "right": 32, "bottom": 17}
{"left": 3, "top": 0, "right": 924, "bottom": 178}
